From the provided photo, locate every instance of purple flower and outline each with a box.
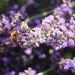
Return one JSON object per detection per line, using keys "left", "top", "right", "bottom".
{"left": 2, "top": 18, "right": 10, "bottom": 30}
{"left": 24, "top": 48, "right": 32, "bottom": 55}
{"left": 2, "top": 57, "right": 10, "bottom": 63}
{"left": 19, "top": 68, "right": 36, "bottom": 75}
{"left": 12, "top": 4, "right": 19, "bottom": 10}
{"left": 59, "top": 58, "right": 75, "bottom": 73}
{"left": 71, "top": 67, "right": 75, "bottom": 73}
{"left": 5, "top": 71, "right": 15, "bottom": 75}
{"left": 34, "top": 19, "right": 41, "bottom": 26}
{"left": 64, "top": 59, "right": 73, "bottom": 70}
{"left": 67, "top": 39, "right": 75, "bottom": 47}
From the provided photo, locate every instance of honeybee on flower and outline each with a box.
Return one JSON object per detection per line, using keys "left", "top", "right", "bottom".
{"left": 20, "top": 18, "right": 30, "bottom": 32}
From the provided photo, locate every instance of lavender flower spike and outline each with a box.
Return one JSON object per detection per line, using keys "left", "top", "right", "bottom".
{"left": 17, "top": 0, "right": 75, "bottom": 50}
{"left": 58, "top": 58, "right": 75, "bottom": 73}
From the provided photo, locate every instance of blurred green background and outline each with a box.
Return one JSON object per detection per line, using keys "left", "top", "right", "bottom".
{"left": 0, "top": 0, "right": 74, "bottom": 14}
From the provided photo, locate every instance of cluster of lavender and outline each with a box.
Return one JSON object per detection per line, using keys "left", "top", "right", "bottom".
{"left": 0, "top": 4, "right": 28, "bottom": 52}
{"left": 58, "top": 58, "right": 75, "bottom": 73}
{"left": 1, "top": 0, "right": 74, "bottom": 51}
{"left": 17, "top": 0, "right": 75, "bottom": 51}
{"left": 41, "top": 0, "right": 74, "bottom": 50}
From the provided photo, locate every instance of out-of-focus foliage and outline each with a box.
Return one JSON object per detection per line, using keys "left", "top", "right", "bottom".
{"left": 72, "top": 1, "right": 75, "bottom": 7}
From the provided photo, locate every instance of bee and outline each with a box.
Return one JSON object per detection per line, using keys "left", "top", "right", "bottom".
{"left": 20, "top": 18, "right": 30, "bottom": 32}
{"left": 11, "top": 30, "right": 19, "bottom": 42}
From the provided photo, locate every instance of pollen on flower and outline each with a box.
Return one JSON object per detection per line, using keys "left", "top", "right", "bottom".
{"left": 11, "top": 30, "right": 19, "bottom": 42}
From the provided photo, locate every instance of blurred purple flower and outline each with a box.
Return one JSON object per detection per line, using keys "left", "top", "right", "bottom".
{"left": 2, "top": 57, "right": 10, "bottom": 63}
{"left": 64, "top": 59, "right": 73, "bottom": 70}
{"left": 24, "top": 48, "right": 32, "bottom": 55}
{"left": 5, "top": 71, "right": 15, "bottom": 75}
{"left": 67, "top": 39, "right": 75, "bottom": 47}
